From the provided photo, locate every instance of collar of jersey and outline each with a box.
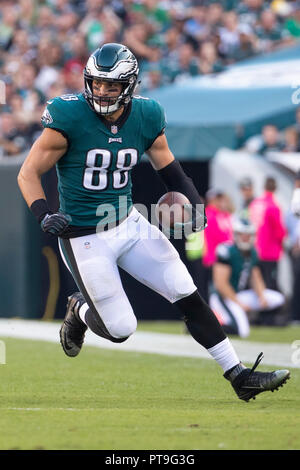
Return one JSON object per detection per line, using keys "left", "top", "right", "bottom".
{"left": 97, "top": 101, "right": 132, "bottom": 133}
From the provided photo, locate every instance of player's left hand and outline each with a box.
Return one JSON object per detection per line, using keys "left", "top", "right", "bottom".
{"left": 41, "top": 212, "right": 71, "bottom": 236}
{"left": 172, "top": 205, "right": 207, "bottom": 236}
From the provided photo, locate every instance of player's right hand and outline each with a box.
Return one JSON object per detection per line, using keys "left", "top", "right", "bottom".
{"left": 40, "top": 212, "right": 71, "bottom": 236}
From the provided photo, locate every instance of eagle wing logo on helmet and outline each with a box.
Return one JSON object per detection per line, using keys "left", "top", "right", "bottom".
{"left": 84, "top": 43, "right": 139, "bottom": 116}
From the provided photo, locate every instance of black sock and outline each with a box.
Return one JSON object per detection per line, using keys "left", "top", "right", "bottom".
{"left": 175, "top": 290, "right": 226, "bottom": 349}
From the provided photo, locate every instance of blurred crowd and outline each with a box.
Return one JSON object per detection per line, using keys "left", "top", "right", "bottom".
{"left": 1, "top": 0, "right": 300, "bottom": 156}
{"left": 186, "top": 173, "right": 300, "bottom": 337}
{"left": 244, "top": 107, "right": 300, "bottom": 155}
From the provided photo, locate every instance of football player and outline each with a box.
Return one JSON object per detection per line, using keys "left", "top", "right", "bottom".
{"left": 18, "top": 43, "right": 290, "bottom": 401}
{"left": 210, "top": 218, "right": 285, "bottom": 337}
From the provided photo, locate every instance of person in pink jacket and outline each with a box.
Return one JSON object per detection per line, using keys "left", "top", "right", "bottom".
{"left": 202, "top": 189, "right": 233, "bottom": 300}
{"left": 249, "top": 176, "right": 286, "bottom": 290}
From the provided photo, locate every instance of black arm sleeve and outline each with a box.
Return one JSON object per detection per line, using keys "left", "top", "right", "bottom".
{"left": 30, "top": 198, "right": 51, "bottom": 223}
{"left": 157, "top": 160, "right": 203, "bottom": 206}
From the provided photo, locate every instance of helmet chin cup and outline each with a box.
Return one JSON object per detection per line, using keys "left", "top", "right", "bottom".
{"left": 92, "top": 95, "right": 122, "bottom": 115}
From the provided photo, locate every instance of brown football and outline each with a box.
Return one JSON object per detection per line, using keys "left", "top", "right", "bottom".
{"left": 155, "top": 191, "right": 191, "bottom": 229}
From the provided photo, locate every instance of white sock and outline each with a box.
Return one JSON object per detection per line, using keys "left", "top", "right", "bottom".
{"left": 79, "top": 303, "right": 89, "bottom": 325}
{"left": 207, "top": 338, "right": 240, "bottom": 373}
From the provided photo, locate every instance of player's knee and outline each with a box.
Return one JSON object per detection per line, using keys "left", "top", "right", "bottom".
{"left": 163, "top": 262, "right": 196, "bottom": 303}
{"left": 106, "top": 314, "right": 137, "bottom": 340}
{"left": 78, "top": 257, "right": 118, "bottom": 302}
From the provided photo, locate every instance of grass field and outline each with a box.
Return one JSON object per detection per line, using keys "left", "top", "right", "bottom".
{"left": 0, "top": 321, "right": 299, "bottom": 450}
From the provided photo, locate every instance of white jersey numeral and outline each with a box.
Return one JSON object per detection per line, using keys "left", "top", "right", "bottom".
{"left": 114, "top": 148, "right": 138, "bottom": 189}
{"left": 83, "top": 148, "right": 138, "bottom": 190}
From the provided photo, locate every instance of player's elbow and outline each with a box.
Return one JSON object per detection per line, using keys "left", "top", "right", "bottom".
{"left": 17, "top": 162, "right": 39, "bottom": 187}
{"left": 17, "top": 167, "right": 26, "bottom": 189}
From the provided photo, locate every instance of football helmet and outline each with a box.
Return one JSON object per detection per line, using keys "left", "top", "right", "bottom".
{"left": 233, "top": 217, "right": 256, "bottom": 251}
{"left": 84, "top": 43, "right": 139, "bottom": 115}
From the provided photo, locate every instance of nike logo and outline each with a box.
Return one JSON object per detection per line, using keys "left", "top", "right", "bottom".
{"left": 242, "top": 385, "right": 265, "bottom": 389}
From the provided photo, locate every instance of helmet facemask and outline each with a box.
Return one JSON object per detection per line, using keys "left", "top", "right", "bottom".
{"left": 84, "top": 75, "right": 138, "bottom": 115}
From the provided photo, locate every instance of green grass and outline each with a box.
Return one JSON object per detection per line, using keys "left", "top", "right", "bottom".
{"left": 0, "top": 337, "right": 299, "bottom": 450}
{"left": 137, "top": 320, "right": 300, "bottom": 343}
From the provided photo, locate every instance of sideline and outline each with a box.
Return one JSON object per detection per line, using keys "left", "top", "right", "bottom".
{"left": 0, "top": 318, "right": 298, "bottom": 368}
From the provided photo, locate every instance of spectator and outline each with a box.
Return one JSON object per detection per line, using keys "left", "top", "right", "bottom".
{"left": 249, "top": 176, "right": 286, "bottom": 290}
{"left": 217, "top": 11, "right": 242, "bottom": 61}
{"left": 123, "top": 22, "right": 155, "bottom": 64}
{"left": 35, "top": 41, "right": 63, "bottom": 95}
{"left": 130, "top": 0, "right": 171, "bottom": 31}
{"left": 78, "top": 0, "right": 121, "bottom": 52}
{"left": 18, "top": 0, "right": 38, "bottom": 30}
{"left": 183, "top": 6, "right": 211, "bottom": 44}
{"left": 210, "top": 217, "right": 285, "bottom": 336}
{"left": 0, "top": 112, "right": 28, "bottom": 157}
{"left": 0, "top": 0, "right": 298, "bottom": 157}
{"left": 172, "top": 42, "right": 199, "bottom": 83}
{"left": 236, "top": 0, "right": 267, "bottom": 27}
{"left": 0, "top": 5, "right": 19, "bottom": 51}
{"left": 239, "top": 177, "right": 256, "bottom": 215}
{"left": 202, "top": 189, "right": 233, "bottom": 299}
{"left": 63, "top": 33, "right": 88, "bottom": 78}
{"left": 248, "top": 124, "right": 286, "bottom": 155}
{"left": 140, "top": 62, "right": 164, "bottom": 92}
{"left": 9, "top": 29, "right": 36, "bottom": 64}
{"left": 233, "top": 24, "right": 258, "bottom": 61}
{"left": 255, "top": 9, "right": 292, "bottom": 53}
{"left": 283, "top": 127, "right": 300, "bottom": 153}
{"left": 283, "top": 5, "right": 300, "bottom": 38}
{"left": 35, "top": 6, "right": 57, "bottom": 38}
{"left": 55, "top": 11, "right": 80, "bottom": 55}
{"left": 198, "top": 41, "right": 224, "bottom": 75}
{"left": 206, "top": 2, "right": 224, "bottom": 32}
{"left": 162, "top": 26, "right": 184, "bottom": 61}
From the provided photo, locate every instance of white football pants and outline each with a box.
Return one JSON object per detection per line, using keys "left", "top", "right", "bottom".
{"left": 59, "top": 207, "right": 196, "bottom": 339}
{"left": 209, "top": 289, "right": 284, "bottom": 338}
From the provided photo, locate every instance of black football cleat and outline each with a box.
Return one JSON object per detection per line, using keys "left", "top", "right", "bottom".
{"left": 59, "top": 292, "right": 87, "bottom": 357}
{"left": 224, "top": 352, "right": 290, "bottom": 402}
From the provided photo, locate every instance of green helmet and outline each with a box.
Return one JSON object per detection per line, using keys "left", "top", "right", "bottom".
{"left": 84, "top": 43, "right": 139, "bottom": 115}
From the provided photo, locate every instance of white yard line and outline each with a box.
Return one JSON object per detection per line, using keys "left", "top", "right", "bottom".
{"left": 0, "top": 319, "right": 299, "bottom": 369}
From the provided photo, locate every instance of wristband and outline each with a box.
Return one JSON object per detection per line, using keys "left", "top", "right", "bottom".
{"left": 30, "top": 199, "right": 51, "bottom": 223}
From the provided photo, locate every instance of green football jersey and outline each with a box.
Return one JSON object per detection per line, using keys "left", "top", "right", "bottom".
{"left": 41, "top": 93, "right": 166, "bottom": 234}
{"left": 215, "top": 242, "right": 259, "bottom": 292}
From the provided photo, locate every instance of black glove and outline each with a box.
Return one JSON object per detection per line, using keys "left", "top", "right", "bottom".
{"left": 171, "top": 204, "right": 207, "bottom": 237}
{"left": 40, "top": 212, "right": 71, "bottom": 236}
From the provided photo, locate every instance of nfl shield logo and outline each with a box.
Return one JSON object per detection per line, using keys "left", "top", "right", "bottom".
{"left": 111, "top": 125, "right": 118, "bottom": 134}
